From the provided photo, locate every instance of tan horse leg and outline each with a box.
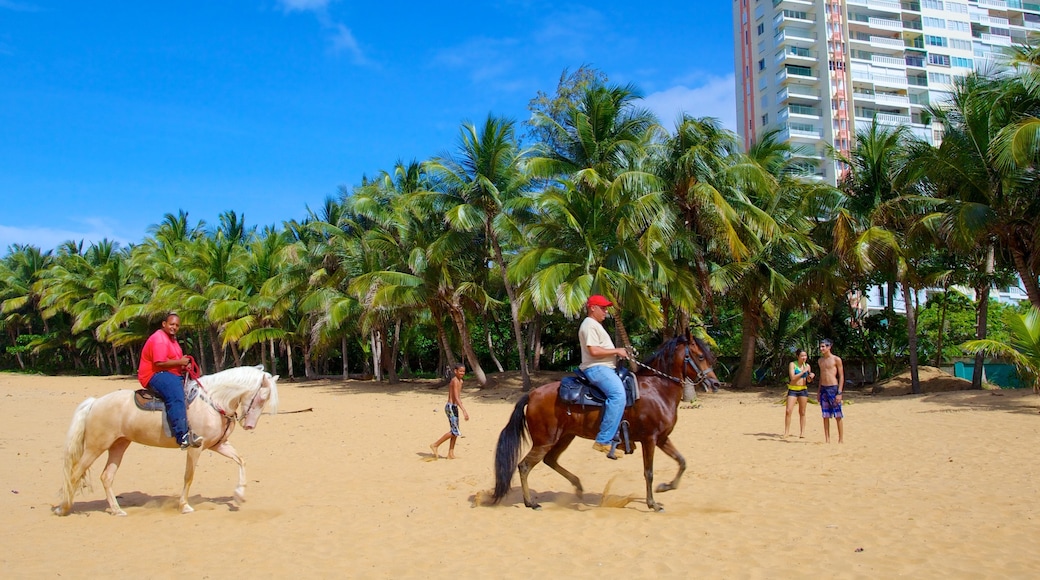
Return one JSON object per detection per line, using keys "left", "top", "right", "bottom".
{"left": 653, "top": 437, "right": 686, "bottom": 494}
{"left": 179, "top": 448, "right": 204, "bottom": 514}
{"left": 640, "top": 441, "right": 664, "bottom": 512}
{"left": 517, "top": 445, "right": 551, "bottom": 510}
{"left": 209, "top": 442, "right": 247, "bottom": 504}
{"left": 100, "top": 438, "right": 132, "bottom": 516}
{"left": 541, "top": 435, "right": 583, "bottom": 499}
{"left": 54, "top": 444, "right": 105, "bottom": 516}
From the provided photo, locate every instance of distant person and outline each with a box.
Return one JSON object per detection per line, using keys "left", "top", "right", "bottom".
{"left": 784, "top": 349, "right": 814, "bottom": 438}
{"left": 138, "top": 312, "right": 202, "bottom": 449}
{"left": 579, "top": 294, "right": 628, "bottom": 457}
{"left": 817, "top": 339, "right": 845, "bottom": 443}
{"left": 430, "top": 364, "right": 469, "bottom": 460}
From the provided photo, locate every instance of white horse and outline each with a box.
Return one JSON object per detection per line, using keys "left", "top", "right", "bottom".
{"left": 53, "top": 365, "right": 279, "bottom": 516}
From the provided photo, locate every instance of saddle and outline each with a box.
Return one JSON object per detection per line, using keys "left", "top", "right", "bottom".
{"left": 558, "top": 366, "right": 639, "bottom": 408}
{"left": 133, "top": 380, "right": 200, "bottom": 412}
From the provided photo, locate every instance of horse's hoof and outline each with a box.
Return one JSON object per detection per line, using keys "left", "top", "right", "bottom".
{"left": 651, "top": 503, "right": 665, "bottom": 512}
{"left": 181, "top": 505, "right": 195, "bottom": 514}
{"left": 234, "top": 491, "right": 246, "bottom": 504}
{"left": 655, "top": 483, "right": 675, "bottom": 493}
{"left": 110, "top": 509, "right": 127, "bottom": 517}
{"left": 528, "top": 503, "right": 542, "bottom": 511}
{"left": 53, "top": 505, "right": 70, "bottom": 517}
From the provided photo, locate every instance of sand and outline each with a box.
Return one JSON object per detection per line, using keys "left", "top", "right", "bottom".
{"left": 2, "top": 370, "right": 1039, "bottom": 579}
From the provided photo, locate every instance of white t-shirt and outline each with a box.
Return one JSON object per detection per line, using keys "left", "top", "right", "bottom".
{"left": 579, "top": 316, "right": 617, "bottom": 370}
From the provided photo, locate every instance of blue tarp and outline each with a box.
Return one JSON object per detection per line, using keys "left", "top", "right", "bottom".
{"left": 953, "top": 361, "right": 1023, "bottom": 388}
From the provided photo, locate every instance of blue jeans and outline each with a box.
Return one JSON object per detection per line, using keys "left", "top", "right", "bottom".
{"left": 148, "top": 371, "right": 189, "bottom": 441}
{"left": 584, "top": 365, "right": 625, "bottom": 445}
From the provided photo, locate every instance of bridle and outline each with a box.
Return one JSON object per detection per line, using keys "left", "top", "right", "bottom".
{"left": 184, "top": 357, "right": 267, "bottom": 444}
{"left": 630, "top": 342, "right": 715, "bottom": 390}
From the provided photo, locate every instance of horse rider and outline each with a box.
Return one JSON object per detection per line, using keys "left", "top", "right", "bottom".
{"left": 579, "top": 294, "right": 629, "bottom": 456}
{"left": 138, "top": 312, "right": 203, "bottom": 449}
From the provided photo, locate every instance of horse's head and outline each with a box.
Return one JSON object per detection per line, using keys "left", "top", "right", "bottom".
{"left": 682, "top": 332, "right": 721, "bottom": 393}
{"left": 645, "top": 331, "right": 720, "bottom": 394}
{"left": 240, "top": 372, "right": 279, "bottom": 430}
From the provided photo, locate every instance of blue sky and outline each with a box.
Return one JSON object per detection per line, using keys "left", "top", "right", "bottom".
{"left": 0, "top": 0, "right": 736, "bottom": 252}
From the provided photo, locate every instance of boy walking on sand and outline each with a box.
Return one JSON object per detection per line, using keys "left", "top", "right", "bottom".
{"left": 817, "top": 339, "right": 845, "bottom": 443}
{"left": 430, "top": 364, "right": 469, "bottom": 459}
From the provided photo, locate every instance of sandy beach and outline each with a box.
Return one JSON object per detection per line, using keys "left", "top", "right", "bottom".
{"left": 2, "top": 370, "right": 1039, "bottom": 579}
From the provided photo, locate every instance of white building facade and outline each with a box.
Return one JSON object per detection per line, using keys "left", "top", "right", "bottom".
{"left": 733, "top": 0, "right": 1040, "bottom": 185}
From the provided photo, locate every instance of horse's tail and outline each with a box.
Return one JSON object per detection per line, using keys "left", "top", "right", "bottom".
{"left": 491, "top": 393, "right": 529, "bottom": 504}
{"left": 54, "top": 397, "right": 95, "bottom": 516}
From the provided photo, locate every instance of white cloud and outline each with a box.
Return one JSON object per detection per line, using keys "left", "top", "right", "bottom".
{"left": 330, "top": 23, "right": 367, "bottom": 65}
{"left": 640, "top": 74, "right": 737, "bottom": 133}
{"left": 0, "top": 219, "right": 132, "bottom": 253}
{"left": 277, "top": 0, "right": 331, "bottom": 13}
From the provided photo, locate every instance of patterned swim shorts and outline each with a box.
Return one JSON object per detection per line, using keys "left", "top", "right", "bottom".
{"left": 445, "top": 403, "right": 461, "bottom": 436}
{"left": 819, "top": 385, "right": 843, "bottom": 419}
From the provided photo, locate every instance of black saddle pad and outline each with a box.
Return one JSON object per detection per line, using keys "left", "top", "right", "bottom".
{"left": 558, "top": 367, "right": 638, "bottom": 407}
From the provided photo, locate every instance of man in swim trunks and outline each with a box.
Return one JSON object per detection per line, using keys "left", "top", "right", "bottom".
{"left": 784, "top": 349, "right": 814, "bottom": 438}
{"left": 817, "top": 339, "right": 845, "bottom": 443}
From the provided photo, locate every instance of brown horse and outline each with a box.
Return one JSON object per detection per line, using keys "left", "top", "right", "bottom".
{"left": 491, "top": 330, "right": 720, "bottom": 511}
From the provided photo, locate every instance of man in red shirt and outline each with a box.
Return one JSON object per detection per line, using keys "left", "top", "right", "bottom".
{"left": 138, "top": 312, "right": 202, "bottom": 449}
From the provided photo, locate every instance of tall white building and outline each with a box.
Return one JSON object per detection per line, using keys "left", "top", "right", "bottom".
{"left": 733, "top": 0, "right": 1040, "bottom": 184}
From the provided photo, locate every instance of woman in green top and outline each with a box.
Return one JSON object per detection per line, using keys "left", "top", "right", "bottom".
{"left": 784, "top": 349, "right": 815, "bottom": 438}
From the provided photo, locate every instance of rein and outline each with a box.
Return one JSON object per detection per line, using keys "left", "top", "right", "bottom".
{"left": 631, "top": 344, "right": 715, "bottom": 390}
{"left": 184, "top": 357, "right": 264, "bottom": 426}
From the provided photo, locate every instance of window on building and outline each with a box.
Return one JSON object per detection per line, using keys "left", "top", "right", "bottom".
{"left": 949, "top": 38, "right": 971, "bottom": 51}
{"left": 925, "top": 35, "right": 947, "bottom": 47}
{"left": 945, "top": 1, "right": 967, "bottom": 13}
{"left": 928, "top": 53, "right": 951, "bottom": 66}
{"left": 758, "top": 58, "right": 765, "bottom": 71}
{"left": 922, "top": 0, "right": 943, "bottom": 9}
{"left": 924, "top": 17, "right": 945, "bottom": 28}
{"left": 952, "top": 56, "right": 972, "bottom": 68}
{"left": 757, "top": 23, "right": 765, "bottom": 35}
{"left": 928, "top": 71, "right": 952, "bottom": 85}
{"left": 947, "top": 20, "right": 968, "bottom": 32}
{"left": 761, "top": 113, "right": 769, "bottom": 126}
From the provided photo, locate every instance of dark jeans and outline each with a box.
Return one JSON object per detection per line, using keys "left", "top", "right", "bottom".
{"left": 148, "top": 371, "right": 189, "bottom": 441}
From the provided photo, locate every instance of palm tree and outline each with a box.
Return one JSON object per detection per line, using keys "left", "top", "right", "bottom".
{"left": 962, "top": 306, "right": 1040, "bottom": 402}
{"left": 520, "top": 82, "right": 670, "bottom": 351}
{"left": 424, "top": 115, "right": 537, "bottom": 390}
{"left": 0, "top": 245, "right": 54, "bottom": 369}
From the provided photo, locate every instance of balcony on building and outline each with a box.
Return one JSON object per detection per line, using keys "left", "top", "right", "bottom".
{"left": 975, "top": 31, "right": 1013, "bottom": 46}
{"left": 776, "top": 85, "right": 822, "bottom": 104}
{"left": 776, "top": 64, "right": 818, "bottom": 83}
{"left": 846, "top": 0, "right": 903, "bottom": 14}
{"left": 977, "top": 0, "right": 1009, "bottom": 9}
{"left": 848, "top": 13, "right": 905, "bottom": 33}
{"left": 789, "top": 144, "right": 823, "bottom": 160}
{"left": 772, "top": 0, "right": 814, "bottom": 8}
{"left": 775, "top": 45, "right": 818, "bottom": 65}
{"left": 853, "top": 90, "right": 912, "bottom": 108}
{"left": 773, "top": 9, "right": 815, "bottom": 28}
{"left": 901, "top": 1, "right": 921, "bottom": 12}
{"left": 778, "top": 121, "right": 823, "bottom": 142}
{"left": 774, "top": 26, "right": 816, "bottom": 47}
{"left": 777, "top": 104, "right": 823, "bottom": 124}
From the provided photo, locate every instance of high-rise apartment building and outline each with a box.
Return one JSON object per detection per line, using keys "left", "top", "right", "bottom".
{"left": 734, "top": 0, "right": 1040, "bottom": 184}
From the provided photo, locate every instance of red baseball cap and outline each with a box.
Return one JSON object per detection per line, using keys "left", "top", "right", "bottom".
{"left": 587, "top": 294, "right": 613, "bottom": 308}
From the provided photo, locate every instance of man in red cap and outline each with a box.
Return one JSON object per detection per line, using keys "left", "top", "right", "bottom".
{"left": 579, "top": 294, "right": 629, "bottom": 456}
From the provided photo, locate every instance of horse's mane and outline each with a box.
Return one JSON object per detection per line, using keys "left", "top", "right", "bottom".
{"left": 641, "top": 334, "right": 716, "bottom": 373}
{"left": 199, "top": 365, "right": 279, "bottom": 415}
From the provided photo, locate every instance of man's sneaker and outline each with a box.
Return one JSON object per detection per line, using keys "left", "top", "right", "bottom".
{"left": 179, "top": 432, "right": 204, "bottom": 449}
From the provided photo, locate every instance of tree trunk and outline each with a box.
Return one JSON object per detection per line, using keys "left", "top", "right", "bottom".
{"left": 196, "top": 330, "right": 208, "bottom": 374}
{"left": 269, "top": 338, "right": 277, "bottom": 376}
{"left": 487, "top": 328, "right": 505, "bottom": 373}
{"left": 902, "top": 282, "right": 921, "bottom": 395}
{"left": 1007, "top": 233, "right": 1040, "bottom": 310}
{"left": 972, "top": 246, "right": 995, "bottom": 390}
{"left": 446, "top": 297, "right": 486, "bottom": 386}
{"left": 370, "top": 330, "right": 382, "bottom": 382}
{"left": 342, "top": 335, "right": 349, "bottom": 379}
{"left": 732, "top": 310, "right": 759, "bottom": 390}
{"left": 303, "top": 340, "right": 314, "bottom": 379}
{"left": 528, "top": 314, "right": 542, "bottom": 372}
{"left": 492, "top": 239, "right": 530, "bottom": 391}
{"left": 935, "top": 287, "right": 950, "bottom": 367}
{"left": 286, "top": 342, "right": 295, "bottom": 380}
{"left": 208, "top": 326, "right": 224, "bottom": 370}
{"left": 611, "top": 309, "right": 637, "bottom": 372}
{"left": 385, "top": 320, "right": 400, "bottom": 384}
